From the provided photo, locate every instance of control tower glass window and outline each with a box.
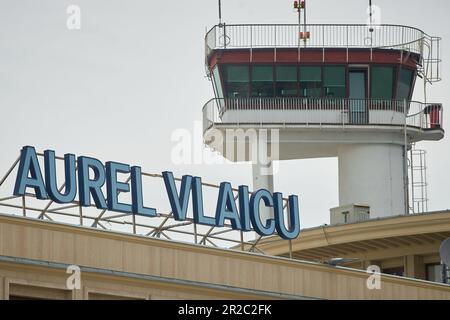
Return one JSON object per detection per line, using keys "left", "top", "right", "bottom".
{"left": 212, "top": 67, "right": 224, "bottom": 99}
{"left": 324, "top": 66, "right": 346, "bottom": 98}
{"left": 300, "top": 66, "right": 322, "bottom": 97}
{"left": 371, "top": 66, "right": 394, "bottom": 99}
{"left": 276, "top": 66, "right": 298, "bottom": 97}
{"left": 397, "top": 68, "right": 414, "bottom": 101}
{"left": 251, "top": 66, "right": 274, "bottom": 97}
{"left": 222, "top": 65, "right": 249, "bottom": 98}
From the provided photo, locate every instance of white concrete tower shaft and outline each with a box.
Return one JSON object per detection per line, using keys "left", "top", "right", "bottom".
{"left": 252, "top": 162, "right": 274, "bottom": 220}
{"left": 338, "top": 144, "right": 406, "bottom": 218}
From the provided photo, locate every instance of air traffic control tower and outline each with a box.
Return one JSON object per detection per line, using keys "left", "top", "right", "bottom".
{"left": 202, "top": 1, "right": 444, "bottom": 219}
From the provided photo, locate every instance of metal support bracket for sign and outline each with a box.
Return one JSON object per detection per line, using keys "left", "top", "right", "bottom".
{"left": 0, "top": 151, "right": 297, "bottom": 256}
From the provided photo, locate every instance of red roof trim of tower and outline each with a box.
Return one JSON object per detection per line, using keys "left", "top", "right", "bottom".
{"left": 208, "top": 48, "right": 419, "bottom": 70}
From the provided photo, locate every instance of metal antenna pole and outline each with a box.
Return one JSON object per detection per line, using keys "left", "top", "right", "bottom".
{"left": 403, "top": 99, "right": 409, "bottom": 215}
{"left": 304, "top": 0, "right": 307, "bottom": 27}
{"left": 218, "top": 0, "right": 222, "bottom": 25}
{"left": 303, "top": 0, "right": 307, "bottom": 48}
{"left": 298, "top": 2, "right": 301, "bottom": 35}
{"left": 300, "top": 1, "right": 307, "bottom": 47}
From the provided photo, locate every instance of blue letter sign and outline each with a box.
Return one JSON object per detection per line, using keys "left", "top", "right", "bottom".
{"left": 14, "top": 146, "right": 48, "bottom": 200}
{"left": 13, "top": 146, "right": 301, "bottom": 240}
{"left": 44, "top": 150, "right": 77, "bottom": 204}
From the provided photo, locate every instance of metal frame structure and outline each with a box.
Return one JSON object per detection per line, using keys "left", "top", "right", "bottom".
{"left": 409, "top": 146, "right": 429, "bottom": 214}
{"left": 205, "top": 24, "right": 441, "bottom": 84}
{"left": 203, "top": 97, "right": 443, "bottom": 133}
{"left": 0, "top": 151, "right": 296, "bottom": 257}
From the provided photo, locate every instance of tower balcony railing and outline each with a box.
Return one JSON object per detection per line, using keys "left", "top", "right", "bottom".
{"left": 202, "top": 97, "right": 443, "bottom": 133}
{"left": 205, "top": 24, "right": 441, "bottom": 82}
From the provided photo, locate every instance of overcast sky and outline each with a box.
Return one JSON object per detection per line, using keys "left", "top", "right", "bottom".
{"left": 0, "top": 0, "right": 449, "bottom": 229}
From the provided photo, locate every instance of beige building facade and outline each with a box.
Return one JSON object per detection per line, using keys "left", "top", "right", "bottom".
{"left": 0, "top": 213, "right": 449, "bottom": 300}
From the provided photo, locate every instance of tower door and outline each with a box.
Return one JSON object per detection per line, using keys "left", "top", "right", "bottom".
{"left": 349, "top": 69, "right": 368, "bottom": 124}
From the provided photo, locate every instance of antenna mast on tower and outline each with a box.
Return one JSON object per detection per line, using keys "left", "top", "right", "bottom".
{"left": 218, "top": 0, "right": 223, "bottom": 26}
{"left": 294, "top": 0, "right": 309, "bottom": 45}
{"left": 368, "top": 0, "right": 374, "bottom": 32}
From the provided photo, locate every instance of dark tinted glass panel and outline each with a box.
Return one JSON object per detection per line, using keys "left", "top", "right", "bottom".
{"left": 300, "top": 66, "right": 322, "bottom": 97}
{"left": 382, "top": 267, "right": 404, "bottom": 277}
{"left": 252, "top": 66, "right": 274, "bottom": 97}
{"left": 371, "top": 66, "right": 394, "bottom": 99}
{"left": 324, "top": 66, "right": 346, "bottom": 98}
{"left": 224, "top": 65, "right": 249, "bottom": 82}
{"left": 212, "top": 66, "right": 224, "bottom": 98}
{"left": 349, "top": 71, "right": 367, "bottom": 100}
{"left": 222, "top": 65, "right": 249, "bottom": 98}
{"left": 397, "top": 68, "right": 414, "bottom": 101}
{"left": 275, "top": 66, "right": 298, "bottom": 97}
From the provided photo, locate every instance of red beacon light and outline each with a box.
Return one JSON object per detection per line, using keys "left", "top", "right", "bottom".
{"left": 294, "top": 1, "right": 299, "bottom": 9}
{"left": 300, "top": 0, "right": 305, "bottom": 8}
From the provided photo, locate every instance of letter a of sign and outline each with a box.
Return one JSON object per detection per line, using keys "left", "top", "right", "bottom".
{"left": 66, "top": 265, "right": 81, "bottom": 290}
{"left": 366, "top": 265, "right": 381, "bottom": 290}
{"left": 66, "top": 5, "right": 81, "bottom": 30}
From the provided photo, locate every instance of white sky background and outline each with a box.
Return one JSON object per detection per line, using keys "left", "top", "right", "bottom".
{"left": 0, "top": 0, "right": 449, "bottom": 229}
